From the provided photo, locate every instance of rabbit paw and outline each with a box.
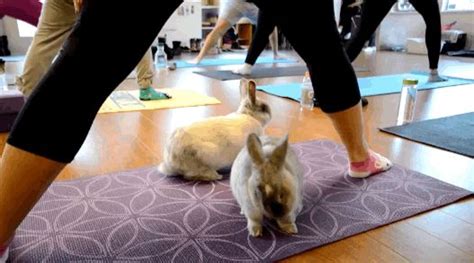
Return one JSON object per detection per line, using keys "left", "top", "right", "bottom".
{"left": 278, "top": 222, "right": 298, "bottom": 235}
{"left": 248, "top": 222, "right": 263, "bottom": 237}
{"left": 183, "top": 170, "right": 222, "bottom": 181}
{"left": 201, "top": 171, "right": 223, "bottom": 181}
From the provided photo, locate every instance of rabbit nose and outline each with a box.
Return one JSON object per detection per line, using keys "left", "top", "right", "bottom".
{"left": 270, "top": 202, "right": 285, "bottom": 218}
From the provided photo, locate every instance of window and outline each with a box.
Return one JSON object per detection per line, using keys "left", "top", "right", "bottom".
{"left": 395, "top": 0, "right": 474, "bottom": 12}
{"left": 17, "top": 20, "right": 37, "bottom": 37}
{"left": 444, "top": 0, "right": 474, "bottom": 11}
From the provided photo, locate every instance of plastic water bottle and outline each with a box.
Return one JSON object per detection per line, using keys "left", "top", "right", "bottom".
{"left": 300, "top": 71, "right": 314, "bottom": 110}
{"left": 155, "top": 43, "right": 167, "bottom": 68}
{"left": 396, "top": 79, "right": 418, "bottom": 125}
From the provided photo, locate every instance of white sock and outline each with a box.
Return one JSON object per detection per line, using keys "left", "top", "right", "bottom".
{"left": 428, "top": 69, "right": 446, "bottom": 82}
{"left": 232, "top": 63, "right": 253, "bottom": 75}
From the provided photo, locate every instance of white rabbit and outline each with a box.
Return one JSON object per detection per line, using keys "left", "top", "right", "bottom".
{"left": 158, "top": 80, "right": 272, "bottom": 181}
{"left": 231, "top": 133, "right": 303, "bottom": 237}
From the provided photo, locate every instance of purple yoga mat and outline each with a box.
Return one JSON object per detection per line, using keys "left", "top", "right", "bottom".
{"left": 10, "top": 140, "right": 472, "bottom": 262}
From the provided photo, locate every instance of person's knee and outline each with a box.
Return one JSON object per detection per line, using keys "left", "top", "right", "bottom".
{"left": 306, "top": 59, "right": 361, "bottom": 113}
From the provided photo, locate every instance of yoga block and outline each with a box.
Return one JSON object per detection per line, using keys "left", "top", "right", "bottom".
{"left": 0, "top": 89, "right": 24, "bottom": 132}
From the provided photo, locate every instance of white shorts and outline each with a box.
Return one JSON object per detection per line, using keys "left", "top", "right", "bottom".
{"left": 219, "top": 0, "right": 259, "bottom": 25}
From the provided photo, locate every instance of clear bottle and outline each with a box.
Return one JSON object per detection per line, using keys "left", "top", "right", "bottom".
{"left": 155, "top": 43, "right": 168, "bottom": 68}
{"left": 300, "top": 71, "right": 314, "bottom": 110}
{"left": 396, "top": 79, "right": 418, "bottom": 125}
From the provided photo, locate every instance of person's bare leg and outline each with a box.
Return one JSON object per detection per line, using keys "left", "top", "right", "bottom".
{"left": 327, "top": 102, "right": 392, "bottom": 178}
{"left": 269, "top": 27, "right": 279, "bottom": 58}
{"left": 0, "top": 144, "right": 66, "bottom": 247}
{"left": 190, "top": 19, "right": 231, "bottom": 64}
{"left": 327, "top": 102, "right": 368, "bottom": 162}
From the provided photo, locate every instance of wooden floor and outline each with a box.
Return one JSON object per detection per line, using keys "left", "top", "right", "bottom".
{"left": 1, "top": 50, "right": 473, "bottom": 262}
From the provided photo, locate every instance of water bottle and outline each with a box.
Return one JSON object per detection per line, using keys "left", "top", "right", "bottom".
{"left": 396, "top": 79, "right": 418, "bottom": 125}
{"left": 155, "top": 43, "right": 167, "bottom": 68}
{"left": 300, "top": 71, "right": 314, "bottom": 110}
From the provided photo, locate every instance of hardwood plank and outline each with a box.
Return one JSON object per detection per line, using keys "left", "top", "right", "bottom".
{"left": 1, "top": 51, "right": 473, "bottom": 261}
{"left": 281, "top": 233, "right": 408, "bottom": 263}
{"left": 406, "top": 208, "right": 474, "bottom": 255}
{"left": 368, "top": 221, "right": 473, "bottom": 262}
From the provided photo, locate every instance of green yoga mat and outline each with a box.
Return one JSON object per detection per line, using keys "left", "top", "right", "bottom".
{"left": 257, "top": 72, "right": 474, "bottom": 102}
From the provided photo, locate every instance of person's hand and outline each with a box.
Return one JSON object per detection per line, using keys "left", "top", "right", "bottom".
{"left": 73, "top": 0, "right": 83, "bottom": 13}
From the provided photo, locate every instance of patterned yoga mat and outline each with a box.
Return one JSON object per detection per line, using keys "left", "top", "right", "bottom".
{"left": 10, "top": 140, "right": 472, "bottom": 262}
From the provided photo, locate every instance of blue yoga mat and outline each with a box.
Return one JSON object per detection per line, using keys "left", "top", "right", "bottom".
{"left": 171, "top": 56, "right": 297, "bottom": 68}
{"left": 0, "top": 55, "right": 25, "bottom": 62}
{"left": 257, "top": 73, "right": 474, "bottom": 102}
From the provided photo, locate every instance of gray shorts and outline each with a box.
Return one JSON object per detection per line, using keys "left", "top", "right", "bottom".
{"left": 219, "top": 0, "right": 259, "bottom": 25}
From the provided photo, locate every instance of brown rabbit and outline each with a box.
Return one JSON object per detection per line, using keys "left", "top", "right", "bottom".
{"left": 230, "top": 133, "right": 304, "bottom": 237}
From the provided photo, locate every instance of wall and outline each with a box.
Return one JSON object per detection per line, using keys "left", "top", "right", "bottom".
{"left": 0, "top": 19, "right": 4, "bottom": 35}
{"left": 1, "top": 17, "right": 33, "bottom": 55}
{"left": 4, "top": 0, "right": 473, "bottom": 54}
{"left": 379, "top": 9, "right": 474, "bottom": 50}
{"left": 0, "top": 0, "right": 201, "bottom": 55}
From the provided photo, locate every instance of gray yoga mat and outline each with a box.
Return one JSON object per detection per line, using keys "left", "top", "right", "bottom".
{"left": 194, "top": 66, "right": 368, "bottom": 81}
{"left": 381, "top": 112, "right": 474, "bottom": 158}
{"left": 10, "top": 140, "right": 471, "bottom": 262}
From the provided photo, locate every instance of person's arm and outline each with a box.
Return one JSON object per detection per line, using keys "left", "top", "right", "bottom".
{"left": 73, "top": 0, "right": 83, "bottom": 13}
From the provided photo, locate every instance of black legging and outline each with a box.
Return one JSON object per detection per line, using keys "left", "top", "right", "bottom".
{"left": 8, "top": 0, "right": 183, "bottom": 163}
{"left": 339, "top": 0, "right": 358, "bottom": 39}
{"left": 244, "top": 9, "right": 276, "bottom": 65}
{"left": 8, "top": 0, "right": 361, "bottom": 163}
{"left": 345, "top": 0, "right": 441, "bottom": 69}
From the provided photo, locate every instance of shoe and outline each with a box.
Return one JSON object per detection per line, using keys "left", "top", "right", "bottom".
{"left": 172, "top": 41, "right": 182, "bottom": 56}
{"left": 349, "top": 150, "right": 392, "bottom": 178}
{"left": 139, "top": 87, "right": 171, "bottom": 101}
{"left": 232, "top": 64, "right": 252, "bottom": 75}
{"left": 158, "top": 37, "right": 174, "bottom": 59}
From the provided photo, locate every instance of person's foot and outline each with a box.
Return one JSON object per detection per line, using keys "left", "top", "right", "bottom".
{"left": 349, "top": 150, "right": 393, "bottom": 178}
{"left": 188, "top": 57, "right": 202, "bottom": 65}
{"left": 232, "top": 63, "right": 253, "bottom": 75}
{"left": 139, "top": 87, "right": 171, "bottom": 101}
{"left": 428, "top": 73, "right": 447, "bottom": 82}
{"left": 428, "top": 69, "right": 447, "bottom": 83}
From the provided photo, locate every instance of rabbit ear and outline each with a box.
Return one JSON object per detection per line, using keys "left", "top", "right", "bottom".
{"left": 247, "top": 80, "right": 257, "bottom": 105}
{"left": 239, "top": 78, "right": 249, "bottom": 100}
{"left": 247, "top": 133, "right": 264, "bottom": 166}
{"left": 269, "top": 134, "right": 289, "bottom": 168}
